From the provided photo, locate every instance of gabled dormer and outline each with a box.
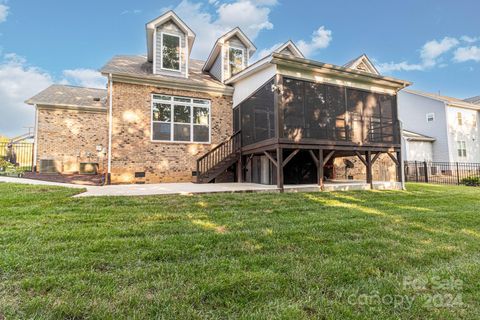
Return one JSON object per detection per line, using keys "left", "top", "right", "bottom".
{"left": 273, "top": 40, "right": 304, "bottom": 58}
{"left": 146, "top": 11, "right": 196, "bottom": 78}
{"left": 203, "top": 28, "right": 256, "bottom": 83}
{"left": 343, "top": 54, "right": 380, "bottom": 75}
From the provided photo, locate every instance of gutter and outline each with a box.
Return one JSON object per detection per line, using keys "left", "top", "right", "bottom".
{"left": 103, "top": 73, "right": 234, "bottom": 96}
{"left": 107, "top": 74, "right": 113, "bottom": 184}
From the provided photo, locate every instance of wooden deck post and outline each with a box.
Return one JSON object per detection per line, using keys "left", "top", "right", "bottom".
{"left": 276, "top": 147, "right": 284, "bottom": 192}
{"left": 237, "top": 156, "right": 243, "bottom": 183}
{"left": 318, "top": 148, "right": 324, "bottom": 190}
{"left": 366, "top": 151, "right": 373, "bottom": 189}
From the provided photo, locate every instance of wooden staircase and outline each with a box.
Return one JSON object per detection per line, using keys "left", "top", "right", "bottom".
{"left": 196, "top": 131, "right": 241, "bottom": 183}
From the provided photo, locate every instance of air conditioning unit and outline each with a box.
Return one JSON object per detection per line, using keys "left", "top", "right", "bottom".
{"left": 39, "top": 159, "right": 59, "bottom": 174}
{"left": 79, "top": 162, "right": 99, "bottom": 175}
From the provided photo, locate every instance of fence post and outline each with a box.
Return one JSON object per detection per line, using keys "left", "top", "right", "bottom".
{"left": 456, "top": 162, "right": 460, "bottom": 185}
{"left": 415, "top": 161, "right": 419, "bottom": 182}
{"left": 423, "top": 161, "right": 429, "bottom": 183}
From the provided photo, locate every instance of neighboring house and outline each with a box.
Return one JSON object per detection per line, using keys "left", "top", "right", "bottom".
{"left": 398, "top": 90, "right": 480, "bottom": 163}
{"left": 26, "top": 10, "right": 410, "bottom": 188}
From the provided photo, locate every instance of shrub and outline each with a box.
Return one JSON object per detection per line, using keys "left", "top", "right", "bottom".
{"left": 0, "top": 158, "right": 26, "bottom": 177}
{"left": 461, "top": 176, "right": 480, "bottom": 187}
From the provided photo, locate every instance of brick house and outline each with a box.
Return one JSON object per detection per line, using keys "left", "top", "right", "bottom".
{"left": 27, "top": 10, "right": 410, "bottom": 189}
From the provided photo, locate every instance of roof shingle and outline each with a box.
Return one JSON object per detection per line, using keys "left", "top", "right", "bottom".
{"left": 25, "top": 85, "right": 107, "bottom": 109}
{"left": 100, "top": 55, "right": 230, "bottom": 92}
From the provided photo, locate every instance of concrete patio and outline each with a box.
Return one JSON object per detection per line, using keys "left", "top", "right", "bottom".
{"left": 0, "top": 176, "right": 402, "bottom": 197}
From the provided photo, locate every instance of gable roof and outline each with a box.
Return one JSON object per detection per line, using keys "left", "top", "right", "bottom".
{"left": 25, "top": 85, "right": 107, "bottom": 110}
{"left": 101, "top": 55, "right": 233, "bottom": 95}
{"left": 405, "top": 89, "right": 480, "bottom": 110}
{"left": 403, "top": 129, "right": 436, "bottom": 142}
{"left": 273, "top": 40, "right": 304, "bottom": 58}
{"left": 464, "top": 95, "right": 480, "bottom": 105}
{"left": 203, "top": 27, "right": 257, "bottom": 72}
{"left": 227, "top": 53, "right": 411, "bottom": 91}
{"left": 146, "top": 11, "right": 196, "bottom": 62}
{"left": 343, "top": 54, "right": 380, "bottom": 75}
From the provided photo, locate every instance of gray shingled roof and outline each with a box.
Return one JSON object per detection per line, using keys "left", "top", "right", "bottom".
{"left": 403, "top": 129, "right": 435, "bottom": 142}
{"left": 26, "top": 85, "right": 107, "bottom": 109}
{"left": 100, "top": 55, "right": 229, "bottom": 91}
{"left": 464, "top": 95, "right": 480, "bottom": 105}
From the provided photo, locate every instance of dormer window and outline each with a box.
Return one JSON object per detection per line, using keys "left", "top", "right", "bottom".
{"left": 229, "top": 47, "right": 244, "bottom": 76}
{"left": 161, "top": 33, "right": 180, "bottom": 71}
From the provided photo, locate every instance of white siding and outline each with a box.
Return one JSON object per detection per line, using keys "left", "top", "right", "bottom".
{"left": 155, "top": 21, "right": 187, "bottom": 77}
{"left": 405, "top": 140, "right": 434, "bottom": 161}
{"left": 445, "top": 106, "right": 480, "bottom": 162}
{"left": 398, "top": 91, "right": 450, "bottom": 162}
{"left": 232, "top": 64, "right": 277, "bottom": 107}
{"left": 210, "top": 52, "right": 223, "bottom": 82}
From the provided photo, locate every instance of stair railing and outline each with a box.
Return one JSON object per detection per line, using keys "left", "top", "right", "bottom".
{"left": 196, "top": 131, "right": 241, "bottom": 182}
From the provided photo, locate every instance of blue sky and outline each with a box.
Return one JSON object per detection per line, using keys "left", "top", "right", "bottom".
{"left": 1, "top": 0, "right": 480, "bottom": 136}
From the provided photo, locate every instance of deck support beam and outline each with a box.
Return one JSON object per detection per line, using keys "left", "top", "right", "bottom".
{"left": 282, "top": 149, "right": 300, "bottom": 168}
{"left": 366, "top": 151, "right": 373, "bottom": 189}
{"left": 318, "top": 149, "right": 324, "bottom": 190}
{"left": 236, "top": 156, "right": 243, "bottom": 183}
{"left": 276, "top": 147, "right": 284, "bottom": 192}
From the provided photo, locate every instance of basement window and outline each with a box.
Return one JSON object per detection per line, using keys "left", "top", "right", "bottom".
{"left": 152, "top": 94, "right": 211, "bottom": 143}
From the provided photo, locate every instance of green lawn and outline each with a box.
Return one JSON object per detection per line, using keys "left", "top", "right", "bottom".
{"left": 1, "top": 183, "right": 480, "bottom": 319}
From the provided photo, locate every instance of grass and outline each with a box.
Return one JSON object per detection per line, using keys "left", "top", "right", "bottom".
{"left": 1, "top": 183, "right": 480, "bottom": 319}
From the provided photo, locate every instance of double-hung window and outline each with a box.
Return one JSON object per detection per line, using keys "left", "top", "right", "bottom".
{"left": 228, "top": 47, "right": 244, "bottom": 76}
{"left": 457, "top": 112, "right": 463, "bottom": 126}
{"left": 152, "top": 95, "right": 211, "bottom": 143}
{"left": 457, "top": 141, "right": 467, "bottom": 157}
{"left": 161, "top": 33, "right": 180, "bottom": 71}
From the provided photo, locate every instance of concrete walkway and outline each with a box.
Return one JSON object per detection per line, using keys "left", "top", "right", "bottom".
{"left": 0, "top": 176, "right": 402, "bottom": 197}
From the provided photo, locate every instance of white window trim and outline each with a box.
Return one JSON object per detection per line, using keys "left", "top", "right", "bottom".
{"left": 426, "top": 112, "right": 435, "bottom": 122}
{"left": 228, "top": 46, "right": 245, "bottom": 77}
{"left": 160, "top": 32, "right": 182, "bottom": 73}
{"left": 457, "top": 140, "right": 467, "bottom": 157}
{"left": 151, "top": 94, "right": 211, "bottom": 144}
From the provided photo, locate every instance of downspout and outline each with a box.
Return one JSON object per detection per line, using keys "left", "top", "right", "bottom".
{"left": 32, "top": 104, "right": 39, "bottom": 172}
{"left": 397, "top": 83, "right": 409, "bottom": 190}
{"left": 107, "top": 74, "right": 113, "bottom": 184}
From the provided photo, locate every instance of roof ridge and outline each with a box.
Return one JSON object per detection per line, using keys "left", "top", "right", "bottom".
{"left": 50, "top": 84, "right": 107, "bottom": 91}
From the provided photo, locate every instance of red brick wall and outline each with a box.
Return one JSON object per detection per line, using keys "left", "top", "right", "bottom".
{"left": 109, "top": 81, "right": 233, "bottom": 184}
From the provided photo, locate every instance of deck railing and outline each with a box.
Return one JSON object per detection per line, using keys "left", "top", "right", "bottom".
{"left": 196, "top": 131, "right": 241, "bottom": 181}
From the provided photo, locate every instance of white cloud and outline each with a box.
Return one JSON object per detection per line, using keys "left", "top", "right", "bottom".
{"left": 0, "top": 54, "right": 52, "bottom": 137}
{"left": 377, "top": 36, "right": 460, "bottom": 73}
{"left": 461, "top": 35, "right": 479, "bottom": 43}
{"left": 453, "top": 46, "right": 480, "bottom": 63}
{"left": 252, "top": 42, "right": 282, "bottom": 61}
{"left": 252, "top": 26, "right": 333, "bottom": 62}
{"left": 121, "top": 9, "right": 142, "bottom": 15}
{"left": 0, "top": 3, "right": 9, "bottom": 23}
{"left": 173, "top": 0, "right": 276, "bottom": 59}
{"left": 297, "top": 26, "right": 332, "bottom": 58}
{"left": 420, "top": 37, "right": 459, "bottom": 67}
{"left": 62, "top": 69, "right": 106, "bottom": 89}
{"left": 0, "top": 53, "right": 106, "bottom": 137}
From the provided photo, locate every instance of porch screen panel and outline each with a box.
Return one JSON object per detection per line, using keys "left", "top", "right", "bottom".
{"left": 282, "top": 77, "right": 398, "bottom": 144}
{"left": 325, "top": 84, "right": 347, "bottom": 141}
{"left": 240, "top": 79, "right": 275, "bottom": 146}
{"left": 283, "top": 78, "right": 305, "bottom": 141}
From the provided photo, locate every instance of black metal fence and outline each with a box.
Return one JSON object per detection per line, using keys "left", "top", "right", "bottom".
{"left": 404, "top": 161, "right": 480, "bottom": 185}
{"left": 0, "top": 142, "right": 34, "bottom": 171}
